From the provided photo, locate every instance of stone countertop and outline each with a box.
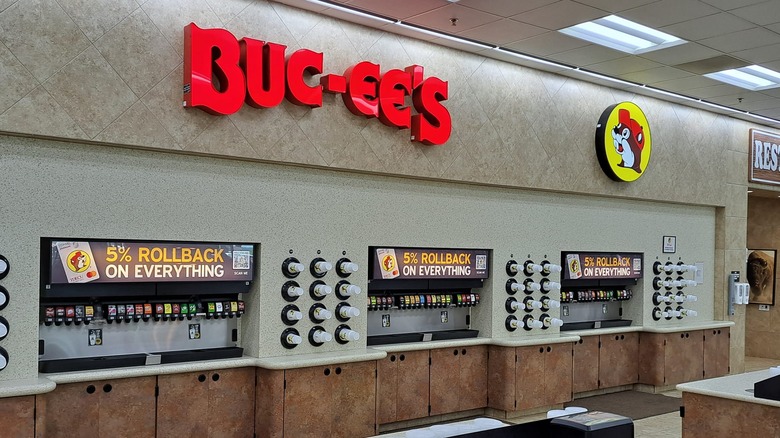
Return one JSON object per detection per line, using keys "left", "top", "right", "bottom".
{"left": 677, "top": 369, "right": 780, "bottom": 408}
{"left": 43, "top": 356, "right": 259, "bottom": 384}
{"left": 490, "top": 334, "right": 580, "bottom": 347}
{"left": 256, "top": 349, "right": 386, "bottom": 370}
{"left": 372, "top": 337, "right": 492, "bottom": 353}
{"left": 0, "top": 377, "right": 56, "bottom": 398}
{"left": 563, "top": 326, "right": 643, "bottom": 337}
{"left": 642, "top": 320, "right": 734, "bottom": 333}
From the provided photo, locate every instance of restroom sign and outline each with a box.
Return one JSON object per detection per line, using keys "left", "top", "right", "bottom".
{"left": 749, "top": 128, "right": 780, "bottom": 185}
{"left": 595, "top": 102, "right": 652, "bottom": 182}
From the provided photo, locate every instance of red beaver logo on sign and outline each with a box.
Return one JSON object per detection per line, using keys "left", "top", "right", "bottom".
{"left": 611, "top": 108, "right": 645, "bottom": 174}
{"left": 183, "top": 24, "right": 451, "bottom": 145}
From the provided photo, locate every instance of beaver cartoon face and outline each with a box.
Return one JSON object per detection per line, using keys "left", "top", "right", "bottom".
{"left": 611, "top": 108, "right": 645, "bottom": 173}
{"left": 70, "top": 251, "right": 87, "bottom": 271}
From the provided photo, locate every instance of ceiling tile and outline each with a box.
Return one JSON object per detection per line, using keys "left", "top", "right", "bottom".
{"left": 708, "top": 92, "right": 772, "bottom": 105}
{"left": 504, "top": 30, "right": 590, "bottom": 56}
{"left": 674, "top": 55, "right": 749, "bottom": 74}
{"left": 739, "top": 98, "right": 780, "bottom": 111}
{"left": 620, "top": 66, "right": 694, "bottom": 83}
{"left": 730, "top": 2, "right": 780, "bottom": 26}
{"left": 650, "top": 75, "right": 721, "bottom": 91}
{"left": 760, "top": 59, "right": 780, "bottom": 72}
{"left": 342, "top": 0, "right": 446, "bottom": 21}
{"left": 660, "top": 13, "right": 754, "bottom": 42}
{"left": 620, "top": 0, "right": 721, "bottom": 28}
{"left": 510, "top": 0, "right": 608, "bottom": 30}
{"left": 456, "top": 0, "right": 558, "bottom": 17}
{"left": 457, "top": 19, "right": 547, "bottom": 45}
{"left": 699, "top": 27, "right": 780, "bottom": 53}
{"left": 731, "top": 43, "right": 780, "bottom": 64}
{"left": 639, "top": 42, "right": 722, "bottom": 65}
{"left": 757, "top": 87, "right": 780, "bottom": 98}
{"left": 405, "top": 4, "right": 502, "bottom": 33}
{"left": 684, "top": 83, "right": 746, "bottom": 98}
{"left": 547, "top": 44, "right": 626, "bottom": 65}
{"left": 571, "top": 0, "right": 660, "bottom": 13}
{"left": 700, "top": 0, "right": 771, "bottom": 10}
{"left": 586, "top": 56, "right": 661, "bottom": 75}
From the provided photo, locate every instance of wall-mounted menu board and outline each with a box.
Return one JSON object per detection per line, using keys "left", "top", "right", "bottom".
{"left": 369, "top": 246, "right": 490, "bottom": 280}
{"left": 561, "top": 251, "right": 643, "bottom": 280}
{"left": 44, "top": 239, "right": 256, "bottom": 284}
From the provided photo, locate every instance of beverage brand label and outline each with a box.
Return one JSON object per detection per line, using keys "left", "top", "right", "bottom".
{"left": 595, "top": 102, "right": 652, "bottom": 182}
{"left": 183, "top": 23, "right": 452, "bottom": 145}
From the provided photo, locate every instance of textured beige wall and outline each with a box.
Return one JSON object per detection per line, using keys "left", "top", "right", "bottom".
{"left": 746, "top": 196, "right": 780, "bottom": 359}
{"left": 0, "top": 0, "right": 750, "bottom": 376}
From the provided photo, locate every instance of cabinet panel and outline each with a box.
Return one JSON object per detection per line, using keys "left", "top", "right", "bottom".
{"left": 703, "top": 328, "right": 729, "bottom": 378}
{"left": 377, "top": 355, "right": 398, "bottom": 425}
{"left": 665, "top": 331, "right": 703, "bottom": 385}
{"left": 208, "top": 368, "right": 255, "bottom": 438}
{"left": 331, "top": 361, "right": 376, "bottom": 438}
{"left": 487, "top": 346, "right": 515, "bottom": 411}
{"left": 572, "top": 336, "right": 599, "bottom": 393}
{"left": 599, "top": 333, "right": 638, "bottom": 388}
{"left": 283, "top": 367, "right": 331, "bottom": 438}
{"left": 459, "top": 346, "right": 487, "bottom": 411}
{"left": 256, "top": 369, "right": 284, "bottom": 438}
{"left": 545, "top": 343, "right": 572, "bottom": 406}
{"left": 430, "top": 348, "right": 460, "bottom": 415}
{"left": 99, "top": 376, "right": 156, "bottom": 437}
{"left": 638, "top": 332, "right": 665, "bottom": 386}
{"left": 158, "top": 372, "right": 210, "bottom": 437}
{"left": 36, "top": 382, "right": 100, "bottom": 437}
{"left": 0, "top": 396, "right": 34, "bottom": 438}
{"left": 395, "top": 350, "right": 430, "bottom": 422}
{"left": 515, "top": 346, "right": 546, "bottom": 411}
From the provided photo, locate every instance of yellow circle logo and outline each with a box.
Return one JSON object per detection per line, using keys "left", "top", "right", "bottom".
{"left": 381, "top": 254, "right": 396, "bottom": 272}
{"left": 595, "top": 102, "right": 652, "bottom": 182}
{"left": 66, "top": 250, "right": 91, "bottom": 273}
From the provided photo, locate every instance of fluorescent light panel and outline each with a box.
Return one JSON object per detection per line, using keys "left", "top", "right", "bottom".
{"left": 559, "top": 15, "right": 685, "bottom": 54}
{"left": 705, "top": 65, "right": 780, "bottom": 91}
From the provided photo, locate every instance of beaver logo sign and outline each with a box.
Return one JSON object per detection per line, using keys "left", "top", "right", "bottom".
{"left": 595, "top": 102, "right": 652, "bottom": 182}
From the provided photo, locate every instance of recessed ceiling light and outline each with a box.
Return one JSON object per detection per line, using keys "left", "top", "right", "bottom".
{"left": 559, "top": 15, "right": 685, "bottom": 54}
{"left": 705, "top": 65, "right": 780, "bottom": 91}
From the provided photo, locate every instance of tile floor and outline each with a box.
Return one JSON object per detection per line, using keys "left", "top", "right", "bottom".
{"left": 379, "top": 357, "right": 780, "bottom": 437}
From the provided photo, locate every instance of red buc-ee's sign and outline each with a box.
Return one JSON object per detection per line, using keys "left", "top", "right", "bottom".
{"left": 183, "top": 24, "right": 452, "bottom": 145}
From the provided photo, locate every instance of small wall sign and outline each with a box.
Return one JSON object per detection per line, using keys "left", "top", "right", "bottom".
{"left": 663, "top": 236, "right": 676, "bottom": 254}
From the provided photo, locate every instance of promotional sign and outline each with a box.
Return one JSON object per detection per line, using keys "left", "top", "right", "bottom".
{"left": 562, "top": 252, "right": 643, "bottom": 280}
{"left": 183, "top": 23, "right": 451, "bottom": 145}
{"left": 48, "top": 240, "right": 255, "bottom": 284}
{"left": 749, "top": 128, "right": 780, "bottom": 185}
{"left": 595, "top": 102, "right": 652, "bottom": 182}
{"left": 370, "top": 247, "right": 489, "bottom": 280}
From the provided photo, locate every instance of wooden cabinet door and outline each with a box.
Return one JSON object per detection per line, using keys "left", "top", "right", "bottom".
{"left": 430, "top": 348, "right": 460, "bottom": 415}
{"left": 376, "top": 354, "right": 399, "bottom": 425}
{"left": 487, "top": 346, "right": 516, "bottom": 411}
{"left": 572, "top": 336, "right": 599, "bottom": 393}
{"left": 0, "top": 396, "right": 34, "bottom": 438}
{"left": 208, "top": 368, "right": 255, "bottom": 438}
{"left": 703, "top": 328, "right": 729, "bottom": 378}
{"left": 395, "top": 351, "right": 430, "bottom": 422}
{"left": 36, "top": 382, "right": 99, "bottom": 437}
{"left": 545, "top": 343, "right": 573, "bottom": 406}
{"left": 599, "top": 333, "right": 638, "bottom": 388}
{"left": 665, "top": 331, "right": 704, "bottom": 385}
{"left": 638, "top": 332, "right": 665, "bottom": 386}
{"left": 283, "top": 366, "right": 331, "bottom": 438}
{"left": 515, "top": 346, "right": 546, "bottom": 411}
{"left": 98, "top": 377, "right": 156, "bottom": 437}
{"left": 158, "top": 372, "right": 210, "bottom": 438}
{"left": 331, "top": 361, "right": 376, "bottom": 438}
{"left": 255, "top": 368, "right": 284, "bottom": 438}
{"left": 458, "top": 345, "right": 487, "bottom": 411}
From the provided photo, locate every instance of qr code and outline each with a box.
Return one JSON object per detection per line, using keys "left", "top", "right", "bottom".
{"left": 233, "top": 251, "right": 251, "bottom": 270}
{"left": 633, "top": 258, "right": 641, "bottom": 272}
{"left": 476, "top": 254, "right": 487, "bottom": 270}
